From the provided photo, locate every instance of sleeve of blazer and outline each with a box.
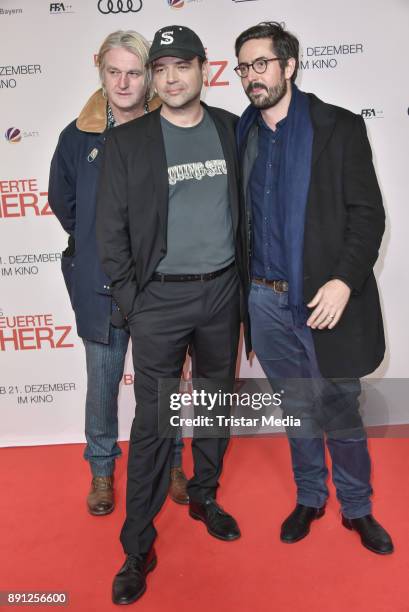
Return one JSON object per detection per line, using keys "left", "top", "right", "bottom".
{"left": 331, "top": 115, "right": 385, "bottom": 293}
{"left": 48, "top": 129, "right": 76, "bottom": 236}
{"left": 96, "top": 130, "right": 137, "bottom": 317}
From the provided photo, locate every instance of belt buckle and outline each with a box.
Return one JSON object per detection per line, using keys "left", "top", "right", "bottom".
{"left": 273, "top": 280, "right": 287, "bottom": 293}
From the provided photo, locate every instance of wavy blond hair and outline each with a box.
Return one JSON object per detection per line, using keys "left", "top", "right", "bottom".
{"left": 97, "top": 30, "right": 153, "bottom": 100}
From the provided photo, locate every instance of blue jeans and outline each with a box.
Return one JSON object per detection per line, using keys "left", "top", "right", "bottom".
{"left": 249, "top": 281, "right": 372, "bottom": 519}
{"left": 83, "top": 324, "right": 184, "bottom": 477}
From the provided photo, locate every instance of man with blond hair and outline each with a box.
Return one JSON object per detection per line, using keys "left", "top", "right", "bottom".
{"left": 49, "top": 30, "right": 187, "bottom": 517}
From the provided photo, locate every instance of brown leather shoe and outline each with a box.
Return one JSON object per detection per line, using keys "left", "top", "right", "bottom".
{"left": 169, "top": 467, "right": 189, "bottom": 505}
{"left": 87, "top": 476, "right": 114, "bottom": 516}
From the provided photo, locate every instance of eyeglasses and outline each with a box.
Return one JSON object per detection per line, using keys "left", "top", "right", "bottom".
{"left": 234, "top": 57, "right": 282, "bottom": 78}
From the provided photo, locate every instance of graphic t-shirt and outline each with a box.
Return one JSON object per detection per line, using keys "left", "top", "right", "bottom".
{"left": 156, "top": 109, "right": 235, "bottom": 274}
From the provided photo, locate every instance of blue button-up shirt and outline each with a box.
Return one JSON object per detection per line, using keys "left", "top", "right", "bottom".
{"left": 250, "top": 113, "right": 288, "bottom": 281}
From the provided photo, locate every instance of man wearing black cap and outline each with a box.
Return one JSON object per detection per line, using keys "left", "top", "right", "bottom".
{"left": 97, "top": 25, "right": 247, "bottom": 604}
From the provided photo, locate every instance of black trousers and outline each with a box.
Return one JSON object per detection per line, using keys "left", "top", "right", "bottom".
{"left": 120, "top": 266, "right": 240, "bottom": 555}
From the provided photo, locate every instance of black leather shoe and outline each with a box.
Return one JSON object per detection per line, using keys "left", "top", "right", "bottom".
{"left": 342, "top": 514, "right": 394, "bottom": 555}
{"left": 280, "top": 504, "right": 325, "bottom": 543}
{"left": 189, "top": 499, "right": 241, "bottom": 541}
{"left": 112, "top": 548, "right": 157, "bottom": 605}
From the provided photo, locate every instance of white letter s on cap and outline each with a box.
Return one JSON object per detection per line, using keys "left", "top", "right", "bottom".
{"left": 161, "top": 31, "right": 174, "bottom": 45}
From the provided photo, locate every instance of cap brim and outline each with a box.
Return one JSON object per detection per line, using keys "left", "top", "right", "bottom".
{"left": 148, "top": 48, "right": 199, "bottom": 63}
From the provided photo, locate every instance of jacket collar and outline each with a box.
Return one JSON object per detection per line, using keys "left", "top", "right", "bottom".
{"left": 238, "top": 92, "right": 338, "bottom": 168}
{"left": 76, "top": 88, "right": 161, "bottom": 133}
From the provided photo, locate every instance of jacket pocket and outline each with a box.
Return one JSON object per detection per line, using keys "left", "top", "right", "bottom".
{"left": 94, "top": 258, "right": 112, "bottom": 296}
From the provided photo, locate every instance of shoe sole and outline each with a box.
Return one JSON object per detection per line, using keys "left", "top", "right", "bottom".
{"left": 113, "top": 557, "right": 157, "bottom": 605}
{"left": 280, "top": 508, "right": 326, "bottom": 544}
{"left": 189, "top": 510, "right": 241, "bottom": 541}
{"left": 169, "top": 494, "right": 190, "bottom": 506}
{"left": 342, "top": 519, "right": 394, "bottom": 555}
{"left": 87, "top": 505, "right": 114, "bottom": 516}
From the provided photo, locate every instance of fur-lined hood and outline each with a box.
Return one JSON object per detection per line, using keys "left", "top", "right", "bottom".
{"left": 76, "top": 88, "right": 161, "bottom": 133}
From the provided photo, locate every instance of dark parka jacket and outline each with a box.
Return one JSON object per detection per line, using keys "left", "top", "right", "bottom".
{"left": 48, "top": 90, "right": 160, "bottom": 342}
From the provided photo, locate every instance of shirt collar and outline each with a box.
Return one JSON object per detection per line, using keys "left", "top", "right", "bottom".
{"left": 257, "top": 111, "right": 287, "bottom": 133}
{"left": 106, "top": 102, "right": 150, "bottom": 130}
{"left": 107, "top": 104, "right": 117, "bottom": 130}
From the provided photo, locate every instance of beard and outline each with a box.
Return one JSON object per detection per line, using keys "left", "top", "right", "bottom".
{"left": 245, "top": 75, "right": 287, "bottom": 110}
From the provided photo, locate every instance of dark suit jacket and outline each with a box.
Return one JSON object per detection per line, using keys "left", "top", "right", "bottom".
{"left": 239, "top": 94, "right": 386, "bottom": 378}
{"left": 96, "top": 103, "right": 248, "bottom": 331}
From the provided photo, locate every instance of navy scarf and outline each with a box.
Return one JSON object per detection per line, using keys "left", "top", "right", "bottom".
{"left": 237, "top": 84, "right": 313, "bottom": 326}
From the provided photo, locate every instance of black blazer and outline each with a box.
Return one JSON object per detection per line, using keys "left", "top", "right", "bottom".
{"left": 241, "top": 94, "right": 386, "bottom": 378}
{"left": 96, "top": 103, "right": 248, "bottom": 327}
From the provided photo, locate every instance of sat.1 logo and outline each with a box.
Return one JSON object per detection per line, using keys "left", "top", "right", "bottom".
{"left": 5, "top": 127, "right": 21, "bottom": 143}
{"left": 4, "top": 126, "right": 39, "bottom": 143}
{"left": 166, "top": 0, "right": 202, "bottom": 8}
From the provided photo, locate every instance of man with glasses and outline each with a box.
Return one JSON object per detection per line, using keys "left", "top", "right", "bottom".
{"left": 235, "top": 22, "right": 393, "bottom": 554}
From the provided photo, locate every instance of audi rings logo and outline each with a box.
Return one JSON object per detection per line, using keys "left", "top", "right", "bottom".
{"left": 97, "top": 0, "right": 143, "bottom": 14}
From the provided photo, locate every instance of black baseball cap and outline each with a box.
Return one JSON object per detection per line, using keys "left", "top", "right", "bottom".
{"left": 148, "top": 25, "right": 206, "bottom": 63}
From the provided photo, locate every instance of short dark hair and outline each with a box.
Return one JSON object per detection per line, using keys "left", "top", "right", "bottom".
{"left": 235, "top": 21, "right": 299, "bottom": 82}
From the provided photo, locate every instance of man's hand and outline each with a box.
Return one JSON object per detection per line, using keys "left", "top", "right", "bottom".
{"left": 306, "top": 279, "right": 351, "bottom": 330}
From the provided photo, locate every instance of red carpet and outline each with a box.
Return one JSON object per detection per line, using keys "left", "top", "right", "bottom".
{"left": 1, "top": 437, "right": 409, "bottom": 612}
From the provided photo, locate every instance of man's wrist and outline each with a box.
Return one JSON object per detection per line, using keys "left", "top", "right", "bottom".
{"left": 329, "top": 276, "right": 353, "bottom": 292}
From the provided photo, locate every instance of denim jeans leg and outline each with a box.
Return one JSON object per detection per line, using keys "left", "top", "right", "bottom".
{"left": 249, "top": 283, "right": 329, "bottom": 507}
{"left": 83, "top": 325, "right": 129, "bottom": 477}
{"left": 324, "top": 379, "right": 372, "bottom": 518}
{"left": 170, "top": 429, "right": 184, "bottom": 469}
{"left": 327, "top": 436, "right": 372, "bottom": 518}
{"left": 288, "top": 435, "right": 329, "bottom": 508}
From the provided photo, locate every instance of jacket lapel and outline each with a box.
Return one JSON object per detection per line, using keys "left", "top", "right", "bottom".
{"left": 146, "top": 108, "right": 169, "bottom": 239}
{"left": 308, "top": 93, "right": 337, "bottom": 166}
{"left": 206, "top": 105, "right": 239, "bottom": 237}
{"left": 242, "top": 123, "right": 258, "bottom": 203}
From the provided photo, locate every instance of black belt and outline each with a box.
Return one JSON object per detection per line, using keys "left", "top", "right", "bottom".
{"left": 252, "top": 277, "right": 289, "bottom": 293}
{"left": 151, "top": 262, "right": 235, "bottom": 282}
